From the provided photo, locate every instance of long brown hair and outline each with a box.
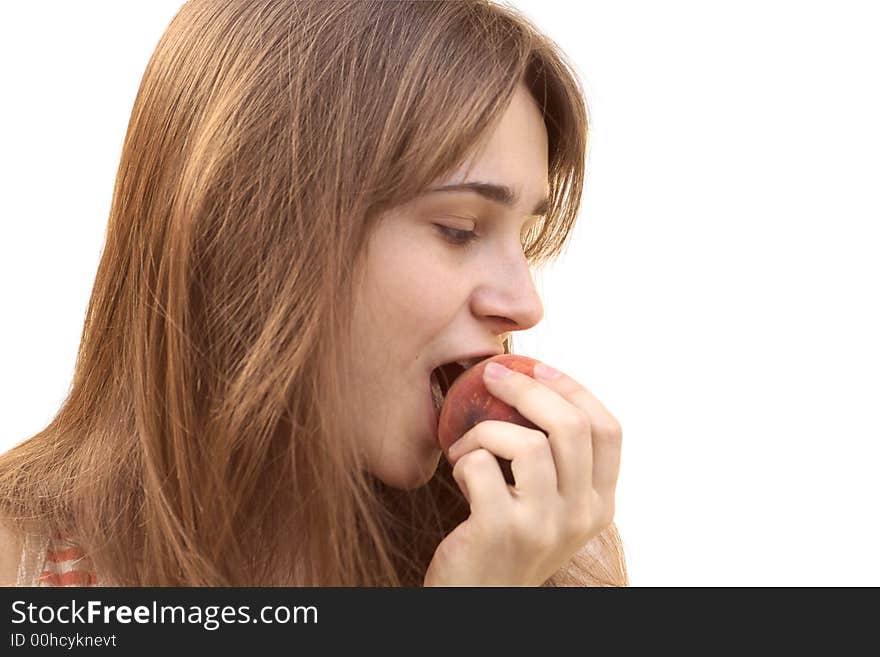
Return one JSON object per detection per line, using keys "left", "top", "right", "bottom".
{"left": 0, "top": 0, "right": 626, "bottom": 586}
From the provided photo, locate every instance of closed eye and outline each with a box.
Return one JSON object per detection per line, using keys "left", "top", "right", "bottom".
{"left": 434, "top": 224, "right": 478, "bottom": 246}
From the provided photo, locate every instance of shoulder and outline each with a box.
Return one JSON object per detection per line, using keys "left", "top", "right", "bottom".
{"left": 0, "top": 520, "right": 24, "bottom": 587}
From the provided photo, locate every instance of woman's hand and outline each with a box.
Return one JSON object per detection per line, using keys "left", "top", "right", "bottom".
{"left": 423, "top": 361, "right": 622, "bottom": 586}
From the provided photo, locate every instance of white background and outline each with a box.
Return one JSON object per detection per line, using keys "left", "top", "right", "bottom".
{"left": 1, "top": 2, "right": 878, "bottom": 585}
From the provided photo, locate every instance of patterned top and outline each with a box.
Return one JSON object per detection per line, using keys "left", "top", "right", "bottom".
{"left": 16, "top": 530, "right": 100, "bottom": 587}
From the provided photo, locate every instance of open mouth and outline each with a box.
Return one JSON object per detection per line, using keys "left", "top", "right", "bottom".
{"left": 430, "top": 357, "right": 491, "bottom": 416}
{"left": 430, "top": 363, "right": 462, "bottom": 414}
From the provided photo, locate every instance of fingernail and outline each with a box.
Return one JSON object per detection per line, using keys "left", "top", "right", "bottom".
{"left": 485, "top": 362, "right": 512, "bottom": 379}
{"left": 534, "top": 362, "right": 562, "bottom": 380}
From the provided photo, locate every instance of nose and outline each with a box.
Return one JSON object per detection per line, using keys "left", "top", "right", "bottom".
{"left": 470, "top": 251, "right": 544, "bottom": 334}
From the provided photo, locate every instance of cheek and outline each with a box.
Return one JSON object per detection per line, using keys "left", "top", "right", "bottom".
{"left": 375, "top": 251, "right": 459, "bottom": 323}
{"left": 355, "top": 222, "right": 473, "bottom": 344}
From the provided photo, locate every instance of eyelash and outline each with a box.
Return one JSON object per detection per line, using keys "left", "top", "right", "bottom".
{"left": 434, "top": 224, "right": 478, "bottom": 247}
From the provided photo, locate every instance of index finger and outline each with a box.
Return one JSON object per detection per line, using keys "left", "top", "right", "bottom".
{"left": 482, "top": 363, "right": 592, "bottom": 497}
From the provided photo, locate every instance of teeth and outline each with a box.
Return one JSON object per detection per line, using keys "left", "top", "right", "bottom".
{"left": 430, "top": 370, "right": 444, "bottom": 413}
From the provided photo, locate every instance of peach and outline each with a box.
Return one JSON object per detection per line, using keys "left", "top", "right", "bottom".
{"left": 438, "top": 354, "right": 547, "bottom": 483}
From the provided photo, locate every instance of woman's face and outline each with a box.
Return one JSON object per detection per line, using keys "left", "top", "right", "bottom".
{"left": 350, "top": 82, "right": 549, "bottom": 490}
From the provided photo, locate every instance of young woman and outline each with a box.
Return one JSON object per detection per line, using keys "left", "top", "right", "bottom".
{"left": 0, "top": 0, "right": 626, "bottom": 586}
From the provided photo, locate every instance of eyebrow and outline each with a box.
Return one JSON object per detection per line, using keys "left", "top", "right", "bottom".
{"left": 423, "top": 181, "right": 551, "bottom": 217}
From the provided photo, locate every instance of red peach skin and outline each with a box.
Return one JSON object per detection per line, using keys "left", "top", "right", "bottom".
{"left": 437, "top": 354, "right": 545, "bottom": 460}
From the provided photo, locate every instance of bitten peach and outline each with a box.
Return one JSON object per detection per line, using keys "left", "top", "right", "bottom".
{"left": 437, "top": 354, "right": 544, "bottom": 458}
